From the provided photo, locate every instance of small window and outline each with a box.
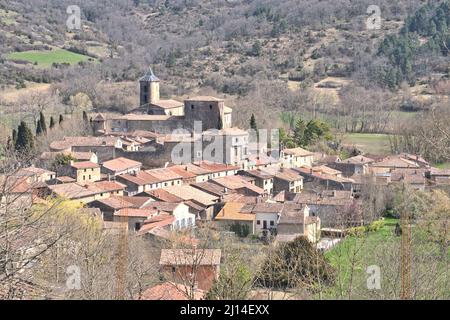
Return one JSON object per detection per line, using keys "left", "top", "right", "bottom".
{"left": 191, "top": 104, "right": 194, "bottom": 109}
{"left": 89, "top": 175, "right": 91, "bottom": 180}
{"left": 209, "top": 105, "right": 212, "bottom": 109}
{"left": 270, "top": 221, "right": 275, "bottom": 226}
{"left": 257, "top": 220, "right": 261, "bottom": 225}
{"left": 171, "top": 266, "right": 176, "bottom": 273}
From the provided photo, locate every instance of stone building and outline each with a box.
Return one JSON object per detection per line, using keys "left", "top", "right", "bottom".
{"left": 93, "top": 69, "right": 232, "bottom": 135}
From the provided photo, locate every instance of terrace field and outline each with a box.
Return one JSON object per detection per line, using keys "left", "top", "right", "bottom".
{"left": 6, "top": 49, "right": 93, "bottom": 67}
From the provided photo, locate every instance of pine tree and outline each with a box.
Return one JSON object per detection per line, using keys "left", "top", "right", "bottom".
{"left": 49, "top": 116, "right": 55, "bottom": 129}
{"left": 293, "top": 117, "right": 306, "bottom": 147}
{"left": 15, "top": 121, "right": 34, "bottom": 152}
{"left": 59, "top": 114, "right": 64, "bottom": 124}
{"left": 250, "top": 114, "right": 257, "bottom": 131}
{"left": 39, "top": 112, "right": 47, "bottom": 134}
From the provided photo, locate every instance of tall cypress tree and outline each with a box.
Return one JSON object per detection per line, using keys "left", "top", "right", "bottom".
{"left": 59, "top": 114, "right": 64, "bottom": 124}
{"left": 49, "top": 116, "right": 55, "bottom": 129}
{"left": 39, "top": 112, "right": 47, "bottom": 134}
{"left": 250, "top": 114, "right": 257, "bottom": 131}
{"left": 15, "top": 121, "right": 34, "bottom": 152}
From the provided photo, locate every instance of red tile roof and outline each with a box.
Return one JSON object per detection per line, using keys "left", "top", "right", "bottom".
{"left": 70, "top": 161, "right": 99, "bottom": 170}
{"left": 102, "top": 157, "right": 142, "bottom": 172}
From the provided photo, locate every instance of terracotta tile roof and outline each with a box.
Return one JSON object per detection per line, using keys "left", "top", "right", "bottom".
{"left": 71, "top": 161, "right": 100, "bottom": 170}
{"left": 138, "top": 214, "right": 175, "bottom": 234}
{"left": 170, "top": 163, "right": 209, "bottom": 176}
{"left": 215, "top": 202, "right": 255, "bottom": 221}
{"left": 371, "top": 156, "right": 419, "bottom": 168}
{"left": 17, "top": 166, "right": 55, "bottom": 176}
{"left": 144, "top": 201, "right": 182, "bottom": 213}
{"left": 93, "top": 196, "right": 134, "bottom": 210}
{"left": 102, "top": 157, "right": 142, "bottom": 172}
{"left": 250, "top": 202, "right": 284, "bottom": 214}
{"left": 146, "top": 168, "right": 183, "bottom": 181}
{"left": 194, "top": 161, "right": 240, "bottom": 173}
{"left": 69, "top": 151, "right": 96, "bottom": 161}
{"left": 211, "top": 176, "right": 263, "bottom": 194}
{"left": 312, "top": 165, "right": 341, "bottom": 175}
{"left": 342, "top": 155, "right": 375, "bottom": 165}
{"left": 244, "top": 170, "right": 274, "bottom": 180}
{"left": 183, "top": 200, "right": 205, "bottom": 212}
{"left": 166, "top": 166, "right": 197, "bottom": 179}
{"left": 283, "top": 147, "right": 314, "bottom": 157}
{"left": 274, "top": 168, "right": 303, "bottom": 182}
{"left": 191, "top": 181, "right": 228, "bottom": 197}
{"left": 140, "top": 282, "right": 204, "bottom": 300}
{"left": 0, "top": 175, "right": 31, "bottom": 193}
{"left": 117, "top": 171, "right": 160, "bottom": 185}
{"left": 120, "top": 196, "right": 153, "bottom": 208}
{"left": 151, "top": 99, "right": 183, "bottom": 109}
{"left": 48, "top": 181, "right": 125, "bottom": 199}
{"left": 56, "top": 176, "right": 76, "bottom": 183}
{"left": 163, "top": 185, "right": 218, "bottom": 206}
{"left": 160, "top": 249, "right": 221, "bottom": 266}
{"left": 145, "top": 189, "right": 184, "bottom": 202}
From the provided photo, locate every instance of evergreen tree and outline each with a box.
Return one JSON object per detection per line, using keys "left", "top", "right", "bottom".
{"left": 15, "top": 121, "right": 34, "bottom": 152}
{"left": 49, "top": 116, "right": 55, "bottom": 129}
{"left": 59, "top": 114, "right": 64, "bottom": 124}
{"left": 250, "top": 114, "right": 257, "bottom": 131}
{"left": 293, "top": 117, "right": 306, "bottom": 147}
{"left": 39, "top": 112, "right": 47, "bottom": 134}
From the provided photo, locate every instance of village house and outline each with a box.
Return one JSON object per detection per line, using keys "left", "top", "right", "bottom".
{"left": 295, "top": 167, "right": 354, "bottom": 191}
{"left": 49, "top": 136, "right": 123, "bottom": 163}
{"left": 247, "top": 154, "right": 281, "bottom": 170}
{"left": 116, "top": 171, "right": 161, "bottom": 196}
{"left": 47, "top": 181, "right": 125, "bottom": 204}
{"left": 210, "top": 175, "right": 266, "bottom": 197}
{"left": 276, "top": 203, "right": 320, "bottom": 243}
{"left": 280, "top": 147, "right": 315, "bottom": 168}
{"left": 113, "top": 207, "right": 162, "bottom": 231}
{"left": 260, "top": 167, "right": 303, "bottom": 194}
{"left": 239, "top": 169, "right": 274, "bottom": 195}
{"left": 162, "top": 185, "right": 219, "bottom": 220}
{"left": 145, "top": 168, "right": 183, "bottom": 187}
{"left": 101, "top": 157, "right": 142, "bottom": 177}
{"left": 16, "top": 166, "right": 56, "bottom": 184}
{"left": 331, "top": 155, "right": 374, "bottom": 177}
{"left": 159, "top": 249, "right": 221, "bottom": 291}
{"left": 214, "top": 202, "right": 256, "bottom": 235}
{"left": 68, "top": 161, "right": 101, "bottom": 184}
{"left": 89, "top": 195, "right": 155, "bottom": 220}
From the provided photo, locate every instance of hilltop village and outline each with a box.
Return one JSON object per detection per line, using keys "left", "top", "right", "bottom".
{"left": 3, "top": 69, "right": 448, "bottom": 300}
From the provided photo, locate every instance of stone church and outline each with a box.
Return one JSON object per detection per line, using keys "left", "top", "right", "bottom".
{"left": 93, "top": 68, "right": 233, "bottom": 135}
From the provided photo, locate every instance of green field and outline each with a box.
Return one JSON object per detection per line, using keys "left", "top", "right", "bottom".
{"left": 7, "top": 49, "right": 93, "bottom": 67}
{"left": 323, "top": 218, "right": 449, "bottom": 299}
{"left": 342, "top": 133, "right": 392, "bottom": 155}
